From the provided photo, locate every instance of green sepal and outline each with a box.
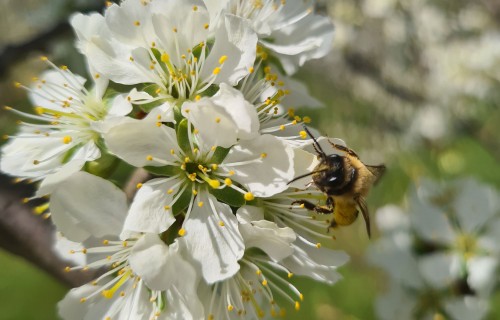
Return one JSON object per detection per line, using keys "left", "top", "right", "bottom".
{"left": 84, "top": 151, "right": 121, "bottom": 179}
{"left": 211, "top": 146, "right": 230, "bottom": 164}
{"left": 173, "top": 104, "right": 184, "bottom": 125}
{"left": 210, "top": 187, "right": 245, "bottom": 207}
{"left": 176, "top": 118, "right": 192, "bottom": 155}
{"left": 172, "top": 188, "right": 192, "bottom": 216}
{"left": 202, "top": 84, "right": 219, "bottom": 97}
{"left": 144, "top": 165, "right": 179, "bottom": 177}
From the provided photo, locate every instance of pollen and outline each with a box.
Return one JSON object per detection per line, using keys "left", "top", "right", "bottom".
{"left": 260, "top": 153, "right": 267, "bottom": 159}
{"left": 315, "top": 242, "right": 322, "bottom": 248}
{"left": 134, "top": 21, "right": 141, "bottom": 26}
{"left": 215, "top": 117, "right": 221, "bottom": 123}
{"left": 198, "top": 201, "right": 204, "bottom": 207}
{"left": 203, "top": 23, "right": 209, "bottom": 29}
{"left": 219, "top": 221, "right": 225, "bottom": 227}
{"left": 219, "top": 55, "right": 228, "bottom": 64}
{"left": 295, "top": 301, "right": 300, "bottom": 311}
{"left": 224, "top": 178, "right": 232, "bottom": 186}
{"left": 62, "top": 136, "right": 72, "bottom": 144}
{"left": 299, "top": 131, "right": 307, "bottom": 139}
{"left": 161, "top": 53, "right": 170, "bottom": 63}
{"left": 208, "top": 179, "right": 221, "bottom": 188}
{"left": 244, "top": 192, "right": 255, "bottom": 201}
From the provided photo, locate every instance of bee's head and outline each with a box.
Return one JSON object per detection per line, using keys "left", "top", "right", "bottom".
{"left": 313, "top": 154, "right": 345, "bottom": 189}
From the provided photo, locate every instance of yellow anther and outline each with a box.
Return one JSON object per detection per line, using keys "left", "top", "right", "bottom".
{"left": 2, "top": 134, "right": 8, "bottom": 140}
{"left": 256, "top": 269, "right": 262, "bottom": 275}
{"left": 134, "top": 21, "right": 141, "bottom": 26}
{"left": 151, "top": 41, "right": 156, "bottom": 47}
{"left": 208, "top": 179, "right": 220, "bottom": 188}
{"left": 193, "top": 5, "right": 198, "bottom": 11}
{"left": 173, "top": 27, "right": 178, "bottom": 33}
{"left": 219, "top": 221, "right": 225, "bottom": 227}
{"left": 62, "top": 136, "right": 72, "bottom": 144}
{"left": 279, "top": 125, "right": 285, "bottom": 131}
{"left": 184, "top": 157, "right": 191, "bottom": 163}
{"left": 211, "top": 164, "right": 218, "bottom": 171}
{"left": 292, "top": 120, "right": 298, "bottom": 125}
{"left": 299, "top": 131, "right": 307, "bottom": 139}
{"left": 288, "top": 108, "right": 295, "bottom": 117}
{"left": 161, "top": 53, "right": 170, "bottom": 63}
{"left": 316, "top": 243, "right": 321, "bottom": 248}
{"left": 146, "top": 155, "right": 153, "bottom": 161}
{"left": 264, "top": 66, "right": 271, "bottom": 74}
{"left": 122, "top": 241, "right": 128, "bottom": 247}
{"left": 34, "top": 106, "right": 44, "bottom": 114}
{"left": 170, "top": 149, "right": 176, "bottom": 155}
{"left": 213, "top": 67, "right": 221, "bottom": 75}
{"left": 294, "top": 115, "right": 302, "bottom": 122}
{"left": 80, "top": 298, "right": 86, "bottom": 303}
{"left": 94, "top": 73, "right": 101, "bottom": 79}
{"left": 102, "top": 239, "right": 109, "bottom": 245}
{"left": 295, "top": 301, "right": 300, "bottom": 311}
{"left": 244, "top": 192, "right": 255, "bottom": 201}
{"left": 219, "top": 55, "right": 228, "bottom": 64}
{"left": 204, "top": 23, "right": 209, "bottom": 29}
{"left": 178, "top": 228, "right": 186, "bottom": 236}
{"left": 227, "top": 305, "right": 234, "bottom": 311}
{"left": 260, "top": 153, "right": 267, "bottom": 159}
{"left": 64, "top": 266, "right": 71, "bottom": 272}
{"left": 195, "top": 95, "right": 201, "bottom": 101}
{"left": 136, "top": 183, "right": 143, "bottom": 189}
{"left": 156, "top": 122, "right": 162, "bottom": 127}
{"left": 192, "top": 189, "right": 198, "bottom": 195}
{"left": 262, "top": 280, "right": 268, "bottom": 286}
{"left": 229, "top": 170, "right": 235, "bottom": 176}
{"left": 288, "top": 273, "right": 293, "bottom": 278}
{"left": 300, "top": 293, "right": 304, "bottom": 301}
{"left": 167, "top": 189, "right": 174, "bottom": 194}
{"left": 198, "top": 201, "right": 204, "bottom": 207}
{"left": 164, "top": 205, "right": 171, "bottom": 210}
{"left": 3, "top": 106, "right": 12, "bottom": 111}
{"left": 249, "top": 67, "right": 255, "bottom": 73}
{"left": 40, "top": 56, "right": 48, "bottom": 61}
{"left": 215, "top": 117, "right": 221, "bottom": 123}
{"left": 303, "top": 116, "right": 311, "bottom": 123}
{"left": 224, "top": 178, "right": 232, "bottom": 186}
{"left": 22, "top": 198, "right": 29, "bottom": 204}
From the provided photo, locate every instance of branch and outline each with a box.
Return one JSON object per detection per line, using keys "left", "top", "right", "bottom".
{"left": 0, "top": 174, "right": 98, "bottom": 287}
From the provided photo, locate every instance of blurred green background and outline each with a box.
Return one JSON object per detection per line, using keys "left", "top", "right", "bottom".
{"left": 0, "top": 0, "right": 499, "bottom": 319}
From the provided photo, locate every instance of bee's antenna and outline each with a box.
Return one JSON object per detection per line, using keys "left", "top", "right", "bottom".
{"left": 303, "top": 125, "right": 327, "bottom": 158}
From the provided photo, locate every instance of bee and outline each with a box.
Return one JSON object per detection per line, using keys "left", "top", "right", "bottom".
{"left": 289, "top": 127, "right": 385, "bottom": 238}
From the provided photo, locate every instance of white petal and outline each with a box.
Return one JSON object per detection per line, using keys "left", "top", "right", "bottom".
{"left": 467, "top": 256, "right": 498, "bottom": 296}
{"left": 282, "top": 236, "right": 349, "bottom": 284}
{"left": 452, "top": 178, "right": 499, "bottom": 233}
{"left": 375, "top": 283, "right": 417, "bottom": 320}
{"left": 50, "top": 172, "right": 128, "bottom": 242}
{"left": 263, "top": 14, "right": 334, "bottom": 75}
{"left": 58, "top": 285, "right": 96, "bottom": 320}
{"left": 443, "top": 296, "right": 489, "bottom": 320}
{"left": 418, "top": 252, "right": 461, "bottom": 289}
{"left": 129, "top": 234, "right": 192, "bottom": 291}
{"left": 107, "top": 93, "right": 133, "bottom": 117}
{"left": 183, "top": 192, "right": 244, "bottom": 283}
{"left": 122, "top": 178, "right": 179, "bottom": 238}
{"left": 409, "top": 185, "right": 456, "bottom": 245}
{"left": 375, "top": 205, "right": 410, "bottom": 233}
{"left": 288, "top": 148, "right": 318, "bottom": 189}
{"left": 237, "top": 207, "right": 296, "bottom": 261}
{"left": 105, "top": 118, "right": 179, "bottom": 167}
{"left": 202, "top": 14, "right": 257, "bottom": 85}
{"left": 222, "top": 135, "right": 295, "bottom": 197}
{"left": 105, "top": 1, "right": 154, "bottom": 47}
{"left": 52, "top": 232, "right": 87, "bottom": 267}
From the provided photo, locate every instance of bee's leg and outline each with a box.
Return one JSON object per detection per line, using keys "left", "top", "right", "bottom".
{"left": 291, "top": 200, "right": 333, "bottom": 214}
{"left": 327, "top": 140, "right": 359, "bottom": 159}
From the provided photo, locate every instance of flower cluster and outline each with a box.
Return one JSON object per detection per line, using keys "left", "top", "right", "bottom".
{"left": 1, "top": 1, "right": 348, "bottom": 319}
{"left": 368, "top": 178, "right": 500, "bottom": 320}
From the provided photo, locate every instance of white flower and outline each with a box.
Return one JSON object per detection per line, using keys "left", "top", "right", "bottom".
{"left": 0, "top": 62, "right": 131, "bottom": 195}
{"left": 71, "top": 0, "right": 257, "bottom": 102}
{"left": 204, "top": 0, "right": 335, "bottom": 74}
{"left": 369, "top": 178, "right": 500, "bottom": 319}
{"left": 50, "top": 172, "right": 203, "bottom": 320}
{"left": 104, "top": 102, "right": 295, "bottom": 283}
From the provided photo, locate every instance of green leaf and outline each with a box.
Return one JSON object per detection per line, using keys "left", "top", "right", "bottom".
{"left": 210, "top": 187, "right": 245, "bottom": 207}
{"left": 144, "top": 165, "right": 179, "bottom": 177}
{"left": 176, "top": 118, "right": 192, "bottom": 155}
{"left": 211, "top": 146, "right": 230, "bottom": 164}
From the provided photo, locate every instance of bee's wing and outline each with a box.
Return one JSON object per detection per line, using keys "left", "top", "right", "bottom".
{"left": 366, "top": 164, "right": 386, "bottom": 185}
{"left": 355, "top": 196, "right": 371, "bottom": 238}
